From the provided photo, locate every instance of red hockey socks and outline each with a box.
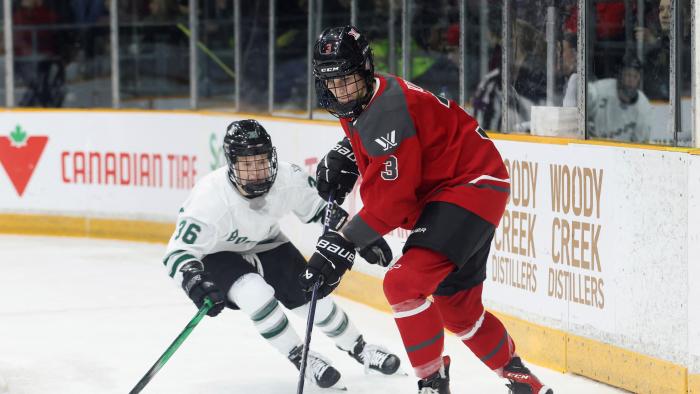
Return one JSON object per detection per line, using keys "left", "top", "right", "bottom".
{"left": 435, "top": 286, "right": 515, "bottom": 371}
{"left": 383, "top": 247, "right": 455, "bottom": 378}
{"left": 462, "top": 310, "right": 514, "bottom": 370}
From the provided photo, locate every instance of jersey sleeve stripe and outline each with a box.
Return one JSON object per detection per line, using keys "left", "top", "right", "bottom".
{"left": 168, "top": 254, "right": 198, "bottom": 278}
{"left": 468, "top": 174, "right": 511, "bottom": 185}
{"left": 163, "top": 249, "right": 187, "bottom": 266}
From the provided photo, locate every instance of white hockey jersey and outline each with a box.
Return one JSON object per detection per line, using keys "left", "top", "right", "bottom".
{"left": 587, "top": 78, "right": 653, "bottom": 143}
{"left": 163, "top": 161, "right": 325, "bottom": 286}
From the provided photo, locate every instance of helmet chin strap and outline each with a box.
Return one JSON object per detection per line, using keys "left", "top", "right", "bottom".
{"left": 227, "top": 173, "right": 266, "bottom": 199}
{"left": 231, "top": 181, "right": 267, "bottom": 210}
{"left": 237, "top": 182, "right": 268, "bottom": 199}
{"left": 235, "top": 183, "right": 254, "bottom": 198}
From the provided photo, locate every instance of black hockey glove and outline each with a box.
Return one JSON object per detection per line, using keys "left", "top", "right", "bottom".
{"left": 359, "top": 237, "right": 393, "bottom": 267}
{"left": 299, "top": 231, "right": 356, "bottom": 299}
{"left": 316, "top": 138, "right": 359, "bottom": 205}
{"left": 181, "top": 261, "right": 226, "bottom": 317}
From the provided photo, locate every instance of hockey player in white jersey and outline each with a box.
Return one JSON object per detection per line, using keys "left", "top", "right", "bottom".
{"left": 162, "top": 119, "right": 401, "bottom": 389}
{"left": 587, "top": 55, "right": 653, "bottom": 143}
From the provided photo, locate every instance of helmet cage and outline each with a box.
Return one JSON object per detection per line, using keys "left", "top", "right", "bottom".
{"left": 314, "top": 59, "right": 374, "bottom": 119}
{"left": 223, "top": 120, "right": 278, "bottom": 197}
{"left": 226, "top": 144, "right": 278, "bottom": 197}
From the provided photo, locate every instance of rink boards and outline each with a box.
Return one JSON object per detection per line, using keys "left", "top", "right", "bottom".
{"left": 0, "top": 109, "right": 698, "bottom": 393}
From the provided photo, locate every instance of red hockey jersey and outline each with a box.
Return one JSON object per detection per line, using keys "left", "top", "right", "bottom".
{"left": 340, "top": 74, "right": 510, "bottom": 240}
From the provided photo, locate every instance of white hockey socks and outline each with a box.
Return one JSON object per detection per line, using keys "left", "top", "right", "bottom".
{"left": 293, "top": 296, "right": 361, "bottom": 351}
{"left": 228, "top": 273, "right": 301, "bottom": 356}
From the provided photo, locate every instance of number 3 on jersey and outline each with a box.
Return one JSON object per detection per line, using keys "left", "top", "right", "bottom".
{"left": 174, "top": 220, "right": 201, "bottom": 244}
{"left": 381, "top": 155, "right": 398, "bottom": 180}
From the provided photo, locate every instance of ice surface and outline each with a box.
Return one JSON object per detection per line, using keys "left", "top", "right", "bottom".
{"left": 0, "top": 235, "right": 625, "bottom": 393}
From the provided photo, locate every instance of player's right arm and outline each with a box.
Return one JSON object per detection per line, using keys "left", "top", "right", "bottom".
{"left": 163, "top": 215, "right": 217, "bottom": 285}
{"left": 163, "top": 187, "right": 227, "bottom": 316}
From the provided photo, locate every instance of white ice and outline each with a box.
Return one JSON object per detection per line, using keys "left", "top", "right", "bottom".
{"left": 0, "top": 235, "right": 626, "bottom": 393}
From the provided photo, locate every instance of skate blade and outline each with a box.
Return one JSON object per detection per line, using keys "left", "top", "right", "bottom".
{"left": 386, "top": 367, "right": 410, "bottom": 377}
{"left": 312, "top": 377, "right": 347, "bottom": 391}
{"left": 394, "top": 369, "right": 410, "bottom": 376}
{"left": 321, "top": 380, "right": 347, "bottom": 391}
{"left": 305, "top": 385, "right": 347, "bottom": 392}
{"left": 364, "top": 366, "right": 410, "bottom": 377}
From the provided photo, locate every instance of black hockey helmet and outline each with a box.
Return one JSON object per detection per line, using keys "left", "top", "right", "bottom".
{"left": 313, "top": 25, "right": 374, "bottom": 119}
{"left": 223, "top": 119, "right": 278, "bottom": 197}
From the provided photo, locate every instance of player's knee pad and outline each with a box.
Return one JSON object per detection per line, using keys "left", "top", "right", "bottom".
{"left": 228, "top": 273, "right": 276, "bottom": 315}
{"left": 383, "top": 266, "right": 412, "bottom": 305}
{"left": 383, "top": 248, "right": 441, "bottom": 305}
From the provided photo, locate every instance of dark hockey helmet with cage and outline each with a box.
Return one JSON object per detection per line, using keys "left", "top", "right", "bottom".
{"left": 223, "top": 119, "right": 278, "bottom": 197}
{"left": 313, "top": 25, "right": 374, "bottom": 119}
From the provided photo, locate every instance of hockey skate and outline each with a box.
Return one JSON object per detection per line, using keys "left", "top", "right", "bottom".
{"left": 289, "top": 345, "right": 343, "bottom": 389}
{"left": 417, "top": 356, "right": 451, "bottom": 394}
{"left": 502, "top": 356, "right": 553, "bottom": 394}
{"left": 345, "top": 335, "right": 401, "bottom": 375}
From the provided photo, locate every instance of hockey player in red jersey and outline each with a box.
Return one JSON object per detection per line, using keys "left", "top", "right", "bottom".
{"left": 299, "top": 25, "right": 554, "bottom": 394}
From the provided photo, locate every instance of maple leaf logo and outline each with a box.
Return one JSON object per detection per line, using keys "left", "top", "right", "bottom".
{"left": 10, "top": 125, "right": 28, "bottom": 148}
{"left": 0, "top": 125, "right": 49, "bottom": 196}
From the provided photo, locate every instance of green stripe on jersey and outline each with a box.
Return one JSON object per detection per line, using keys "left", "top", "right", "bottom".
{"left": 169, "top": 254, "right": 196, "bottom": 277}
{"left": 163, "top": 249, "right": 187, "bottom": 266}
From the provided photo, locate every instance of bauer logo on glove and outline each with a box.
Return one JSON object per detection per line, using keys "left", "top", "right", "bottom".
{"left": 317, "top": 238, "right": 355, "bottom": 265}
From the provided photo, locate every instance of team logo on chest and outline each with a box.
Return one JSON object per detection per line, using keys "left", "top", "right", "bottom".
{"left": 226, "top": 229, "right": 253, "bottom": 245}
{"left": 375, "top": 130, "right": 397, "bottom": 151}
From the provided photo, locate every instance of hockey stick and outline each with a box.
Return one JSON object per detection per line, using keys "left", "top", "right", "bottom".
{"left": 129, "top": 297, "right": 214, "bottom": 394}
{"left": 297, "top": 193, "right": 335, "bottom": 394}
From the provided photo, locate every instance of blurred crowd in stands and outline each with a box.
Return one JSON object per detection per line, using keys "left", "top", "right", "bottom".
{"left": 0, "top": 0, "right": 693, "bottom": 144}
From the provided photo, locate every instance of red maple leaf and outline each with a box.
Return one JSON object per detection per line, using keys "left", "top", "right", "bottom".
{"left": 0, "top": 126, "right": 48, "bottom": 196}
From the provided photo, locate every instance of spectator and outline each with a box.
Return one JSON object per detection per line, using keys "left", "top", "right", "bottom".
{"left": 13, "top": 0, "right": 66, "bottom": 107}
{"left": 69, "top": 0, "right": 110, "bottom": 68}
{"left": 635, "top": 0, "right": 670, "bottom": 99}
{"left": 587, "top": 54, "right": 652, "bottom": 143}
{"left": 472, "top": 19, "right": 546, "bottom": 132}
{"left": 412, "top": 23, "right": 460, "bottom": 100}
